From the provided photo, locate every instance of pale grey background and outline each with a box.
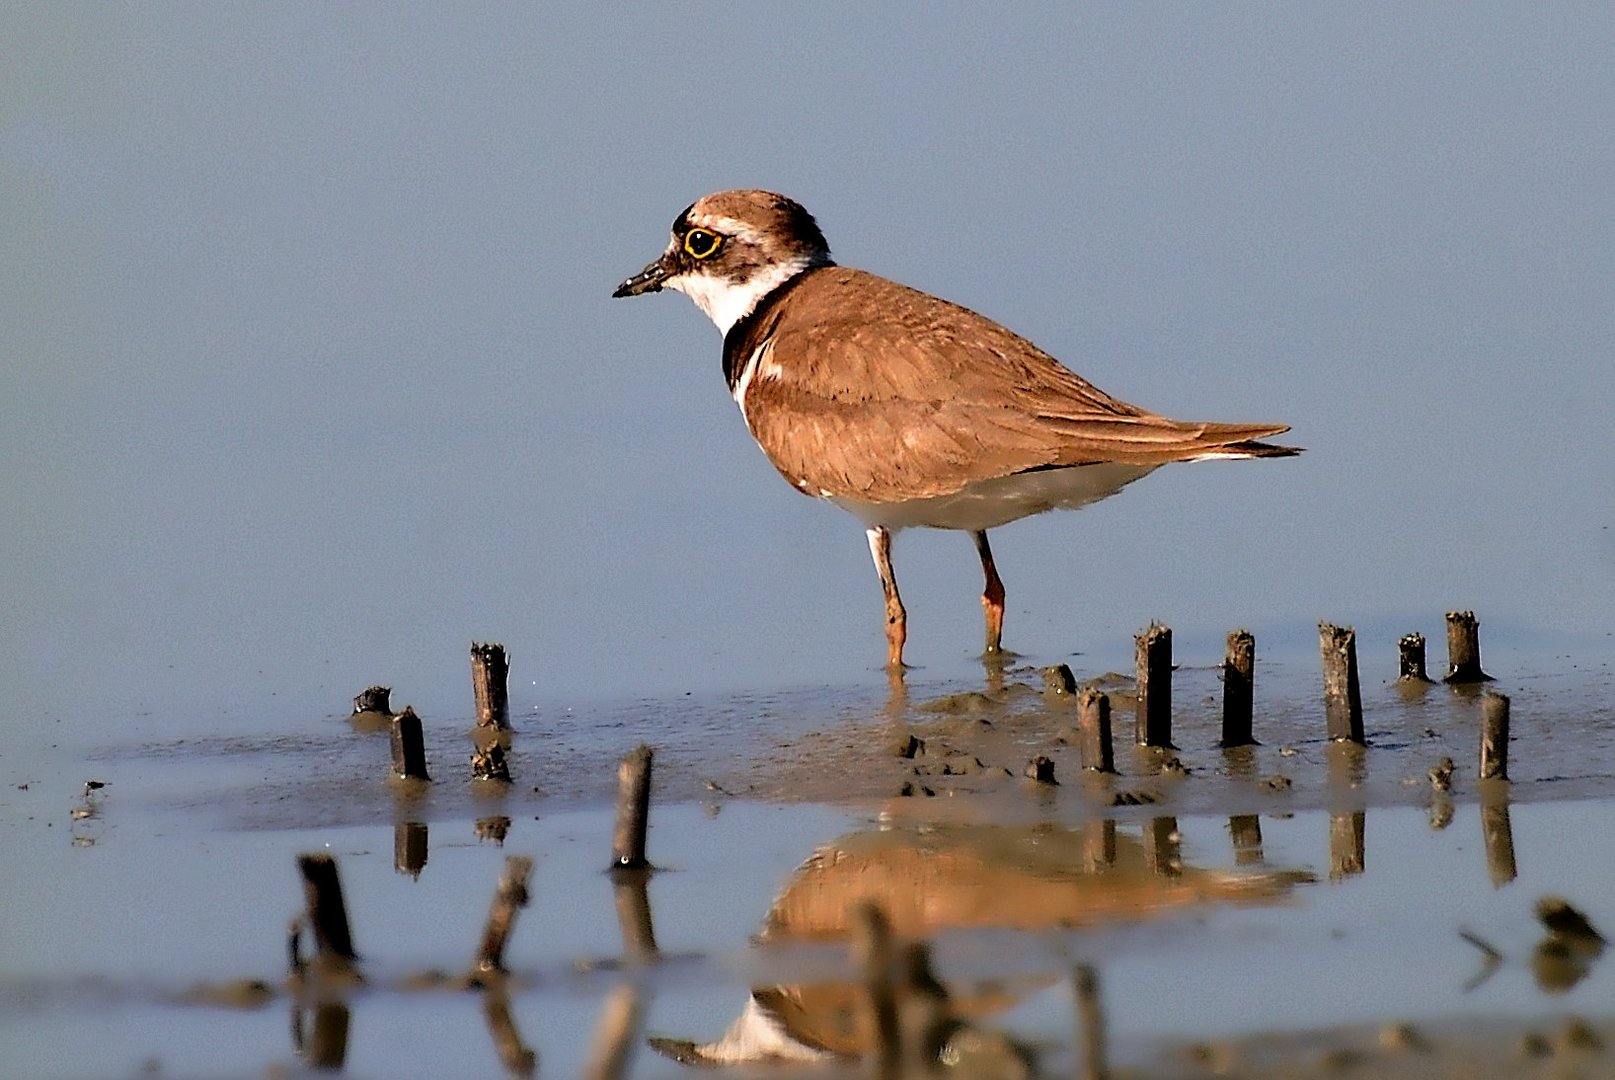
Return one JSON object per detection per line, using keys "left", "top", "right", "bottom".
{"left": 3, "top": 6, "right": 1612, "bottom": 734}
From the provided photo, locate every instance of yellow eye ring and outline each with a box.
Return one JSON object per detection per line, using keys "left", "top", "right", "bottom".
{"left": 683, "top": 228, "right": 723, "bottom": 259}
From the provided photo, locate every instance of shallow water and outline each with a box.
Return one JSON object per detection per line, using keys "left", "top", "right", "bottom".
{"left": 4, "top": 721, "right": 1613, "bottom": 1078}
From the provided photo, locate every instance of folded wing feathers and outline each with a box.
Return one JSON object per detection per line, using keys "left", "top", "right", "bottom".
{"left": 739, "top": 267, "right": 1299, "bottom": 502}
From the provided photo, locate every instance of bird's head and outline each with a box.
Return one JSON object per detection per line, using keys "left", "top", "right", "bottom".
{"left": 613, "top": 189, "right": 833, "bottom": 334}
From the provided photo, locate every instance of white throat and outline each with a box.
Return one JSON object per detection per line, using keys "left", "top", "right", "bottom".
{"left": 670, "top": 255, "right": 822, "bottom": 335}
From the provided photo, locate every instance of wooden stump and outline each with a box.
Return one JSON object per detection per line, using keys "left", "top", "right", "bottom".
{"left": 1318, "top": 623, "right": 1364, "bottom": 744}
{"left": 471, "top": 743, "right": 512, "bottom": 783}
{"left": 1134, "top": 623, "right": 1173, "bottom": 748}
{"left": 1443, "top": 611, "right": 1492, "bottom": 683}
{"left": 611, "top": 746, "right": 654, "bottom": 870}
{"left": 1480, "top": 690, "right": 1510, "bottom": 781}
{"left": 471, "top": 642, "right": 512, "bottom": 731}
{"left": 1221, "top": 629, "right": 1256, "bottom": 747}
{"left": 351, "top": 685, "right": 393, "bottom": 716}
{"left": 389, "top": 706, "right": 432, "bottom": 781}
{"left": 1077, "top": 689, "right": 1115, "bottom": 774}
{"left": 1042, "top": 663, "right": 1078, "bottom": 697}
{"left": 1397, "top": 633, "right": 1432, "bottom": 682}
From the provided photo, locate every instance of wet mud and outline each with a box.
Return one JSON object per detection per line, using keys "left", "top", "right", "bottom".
{"left": 3, "top": 644, "right": 1613, "bottom": 1077}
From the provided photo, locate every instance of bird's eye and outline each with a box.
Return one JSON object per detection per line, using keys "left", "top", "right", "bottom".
{"left": 683, "top": 228, "right": 723, "bottom": 259}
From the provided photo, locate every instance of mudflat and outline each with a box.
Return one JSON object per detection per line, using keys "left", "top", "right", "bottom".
{"left": 2, "top": 639, "right": 1612, "bottom": 1077}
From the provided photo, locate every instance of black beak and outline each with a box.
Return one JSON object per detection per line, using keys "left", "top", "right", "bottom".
{"left": 612, "top": 255, "right": 672, "bottom": 298}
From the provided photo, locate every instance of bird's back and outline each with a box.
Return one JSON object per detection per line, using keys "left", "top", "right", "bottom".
{"left": 727, "top": 266, "right": 1294, "bottom": 505}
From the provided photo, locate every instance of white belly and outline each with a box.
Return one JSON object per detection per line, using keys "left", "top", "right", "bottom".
{"left": 831, "top": 462, "right": 1159, "bottom": 532}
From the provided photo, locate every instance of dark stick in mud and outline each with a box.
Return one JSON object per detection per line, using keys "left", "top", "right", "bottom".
{"left": 1134, "top": 623, "right": 1172, "bottom": 747}
{"left": 389, "top": 706, "right": 432, "bottom": 781}
{"left": 1078, "top": 688, "right": 1115, "bottom": 773}
{"left": 1398, "top": 633, "right": 1432, "bottom": 682}
{"left": 1443, "top": 610, "right": 1492, "bottom": 683}
{"left": 297, "top": 853, "right": 358, "bottom": 967}
{"left": 611, "top": 745, "right": 654, "bottom": 870}
{"left": 853, "top": 903, "right": 902, "bottom": 1080}
{"left": 1319, "top": 623, "right": 1364, "bottom": 744}
{"left": 1480, "top": 690, "right": 1510, "bottom": 781}
{"left": 1221, "top": 629, "right": 1256, "bottom": 747}
{"left": 1075, "top": 964, "right": 1109, "bottom": 1080}
{"left": 471, "top": 642, "right": 511, "bottom": 731}
{"left": 473, "top": 856, "right": 534, "bottom": 977}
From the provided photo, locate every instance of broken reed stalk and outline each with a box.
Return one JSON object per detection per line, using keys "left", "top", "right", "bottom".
{"left": 611, "top": 745, "right": 654, "bottom": 870}
{"left": 1221, "top": 629, "right": 1256, "bottom": 747}
{"left": 471, "top": 642, "right": 511, "bottom": 731}
{"left": 389, "top": 706, "right": 432, "bottom": 781}
{"left": 474, "top": 856, "right": 534, "bottom": 976}
{"left": 1133, "top": 622, "right": 1173, "bottom": 748}
{"left": 1398, "top": 633, "right": 1432, "bottom": 682}
{"left": 1480, "top": 690, "right": 1510, "bottom": 781}
{"left": 297, "top": 853, "right": 358, "bottom": 966}
{"left": 853, "top": 903, "right": 902, "bottom": 1080}
{"left": 1318, "top": 623, "right": 1364, "bottom": 744}
{"left": 1444, "top": 610, "right": 1492, "bottom": 683}
{"left": 1075, "top": 964, "right": 1109, "bottom": 1080}
{"left": 1077, "top": 688, "right": 1115, "bottom": 773}
{"left": 351, "top": 685, "right": 393, "bottom": 715}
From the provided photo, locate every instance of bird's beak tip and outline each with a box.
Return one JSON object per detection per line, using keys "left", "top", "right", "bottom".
{"left": 613, "top": 257, "right": 670, "bottom": 299}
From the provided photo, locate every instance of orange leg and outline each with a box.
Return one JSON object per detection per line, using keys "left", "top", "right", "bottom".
{"left": 973, "top": 530, "right": 1006, "bottom": 656}
{"left": 866, "top": 526, "right": 907, "bottom": 669}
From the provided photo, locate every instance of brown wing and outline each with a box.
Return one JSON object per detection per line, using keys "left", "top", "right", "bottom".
{"left": 738, "top": 267, "right": 1295, "bottom": 503}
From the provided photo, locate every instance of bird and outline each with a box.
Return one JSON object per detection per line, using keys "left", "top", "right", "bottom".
{"left": 613, "top": 190, "right": 1298, "bottom": 669}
